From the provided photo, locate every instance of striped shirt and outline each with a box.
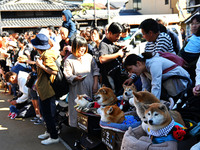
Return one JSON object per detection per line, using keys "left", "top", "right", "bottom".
{"left": 145, "top": 32, "right": 175, "bottom": 54}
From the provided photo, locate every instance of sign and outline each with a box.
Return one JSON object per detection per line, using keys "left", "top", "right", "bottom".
{"left": 101, "top": 129, "right": 116, "bottom": 150}
{"left": 77, "top": 112, "right": 89, "bottom": 133}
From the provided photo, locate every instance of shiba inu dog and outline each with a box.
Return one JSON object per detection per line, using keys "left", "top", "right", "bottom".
{"left": 74, "top": 94, "right": 100, "bottom": 112}
{"left": 129, "top": 90, "right": 160, "bottom": 121}
{"left": 94, "top": 85, "right": 117, "bottom": 106}
{"left": 98, "top": 104, "right": 125, "bottom": 123}
{"left": 74, "top": 94, "right": 93, "bottom": 110}
{"left": 123, "top": 83, "right": 137, "bottom": 101}
{"left": 142, "top": 103, "right": 185, "bottom": 131}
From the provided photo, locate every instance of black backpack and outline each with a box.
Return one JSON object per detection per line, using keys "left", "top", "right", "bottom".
{"left": 51, "top": 59, "right": 69, "bottom": 100}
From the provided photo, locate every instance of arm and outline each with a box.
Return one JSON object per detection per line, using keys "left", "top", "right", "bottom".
{"left": 193, "top": 56, "right": 200, "bottom": 96}
{"left": 36, "top": 58, "right": 57, "bottom": 75}
{"left": 155, "top": 33, "right": 175, "bottom": 54}
{"left": 148, "top": 61, "right": 163, "bottom": 99}
{"left": 99, "top": 49, "right": 124, "bottom": 64}
{"left": 91, "top": 57, "right": 100, "bottom": 93}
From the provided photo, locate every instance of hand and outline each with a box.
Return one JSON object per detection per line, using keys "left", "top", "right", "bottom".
{"left": 0, "top": 68, "right": 4, "bottom": 75}
{"left": 36, "top": 59, "right": 43, "bottom": 68}
{"left": 123, "top": 78, "right": 134, "bottom": 86}
{"left": 117, "top": 49, "right": 124, "bottom": 58}
{"left": 10, "top": 100, "right": 17, "bottom": 105}
{"left": 193, "top": 85, "right": 200, "bottom": 96}
{"left": 92, "top": 85, "right": 98, "bottom": 94}
{"left": 74, "top": 75, "right": 86, "bottom": 82}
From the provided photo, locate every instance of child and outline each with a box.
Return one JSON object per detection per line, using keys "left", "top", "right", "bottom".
{"left": 62, "top": 9, "right": 77, "bottom": 45}
{"left": 5, "top": 71, "right": 29, "bottom": 119}
{"left": 63, "top": 36, "right": 100, "bottom": 127}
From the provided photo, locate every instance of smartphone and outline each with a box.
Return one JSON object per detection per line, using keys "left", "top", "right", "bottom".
{"left": 81, "top": 75, "right": 87, "bottom": 79}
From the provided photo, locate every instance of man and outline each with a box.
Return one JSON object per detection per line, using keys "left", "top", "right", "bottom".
{"left": 139, "top": 18, "right": 175, "bottom": 54}
{"left": 5, "top": 71, "right": 29, "bottom": 119}
{"left": 31, "top": 33, "right": 59, "bottom": 145}
{"left": 98, "top": 22, "right": 126, "bottom": 95}
{"left": 156, "top": 18, "right": 181, "bottom": 54}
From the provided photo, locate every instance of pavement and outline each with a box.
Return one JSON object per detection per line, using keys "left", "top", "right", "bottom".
{"left": 0, "top": 89, "right": 107, "bottom": 150}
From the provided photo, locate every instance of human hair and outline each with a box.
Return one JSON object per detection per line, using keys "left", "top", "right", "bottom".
{"left": 90, "top": 27, "right": 103, "bottom": 40}
{"left": 123, "top": 52, "right": 155, "bottom": 69}
{"left": 18, "top": 36, "right": 27, "bottom": 45}
{"left": 47, "top": 25, "right": 55, "bottom": 32}
{"left": 123, "top": 54, "right": 144, "bottom": 69}
{"left": 158, "top": 24, "right": 167, "bottom": 33}
{"left": 71, "top": 36, "right": 88, "bottom": 56}
{"left": 191, "top": 14, "right": 200, "bottom": 23}
{"left": 5, "top": 71, "right": 16, "bottom": 82}
{"left": 122, "top": 23, "right": 130, "bottom": 33}
{"left": 139, "top": 18, "right": 160, "bottom": 34}
{"left": 1, "top": 31, "right": 9, "bottom": 37}
{"left": 196, "top": 26, "right": 200, "bottom": 36}
{"left": 108, "top": 22, "right": 123, "bottom": 34}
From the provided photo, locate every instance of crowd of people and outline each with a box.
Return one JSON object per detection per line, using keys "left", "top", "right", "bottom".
{"left": 0, "top": 9, "right": 200, "bottom": 149}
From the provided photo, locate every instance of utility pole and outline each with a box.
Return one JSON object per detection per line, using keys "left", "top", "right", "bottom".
{"left": 107, "top": 0, "right": 110, "bottom": 24}
{"left": 94, "top": 0, "right": 97, "bottom": 27}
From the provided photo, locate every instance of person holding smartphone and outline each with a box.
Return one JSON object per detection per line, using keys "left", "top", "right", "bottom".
{"left": 63, "top": 36, "right": 100, "bottom": 127}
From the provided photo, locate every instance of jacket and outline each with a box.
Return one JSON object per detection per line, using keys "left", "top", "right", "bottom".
{"left": 62, "top": 10, "right": 77, "bottom": 39}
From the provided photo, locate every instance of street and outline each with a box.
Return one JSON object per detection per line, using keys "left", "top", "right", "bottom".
{"left": 0, "top": 88, "right": 68, "bottom": 150}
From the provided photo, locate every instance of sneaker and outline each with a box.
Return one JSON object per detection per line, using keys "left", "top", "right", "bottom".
{"left": 34, "top": 118, "right": 44, "bottom": 125}
{"left": 10, "top": 113, "right": 17, "bottom": 119}
{"left": 191, "top": 141, "right": 200, "bottom": 150}
{"left": 30, "top": 116, "right": 39, "bottom": 122}
{"left": 41, "top": 137, "right": 59, "bottom": 145}
{"left": 8, "top": 112, "right": 12, "bottom": 118}
{"left": 38, "top": 131, "right": 50, "bottom": 140}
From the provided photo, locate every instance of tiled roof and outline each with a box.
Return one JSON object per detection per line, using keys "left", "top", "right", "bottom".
{"left": 1, "top": 17, "right": 63, "bottom": 28}
{"left": 0, "top": 1, "right": 81, "bottom": 11}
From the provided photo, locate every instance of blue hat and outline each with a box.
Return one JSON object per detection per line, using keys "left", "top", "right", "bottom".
{"left": 31, "top": 34, "right": 50, "bottom": 50}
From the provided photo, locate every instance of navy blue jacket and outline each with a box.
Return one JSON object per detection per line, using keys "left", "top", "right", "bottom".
{"left": 62, "top": 10, "right": 77, "bottom": 39}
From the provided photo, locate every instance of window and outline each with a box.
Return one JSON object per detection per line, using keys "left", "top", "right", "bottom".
{"left": 133, "top": 0, "right": 141, "bottom": 10}
{"left": 165, "top": 0, "right": 169, "bottom": 5}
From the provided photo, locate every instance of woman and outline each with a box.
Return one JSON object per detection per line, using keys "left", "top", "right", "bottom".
{"left": 123, "top": 52, "right": 191, "bottom": 100}
{"left": 63, "top": 36, "right": 100, "bottom": 127}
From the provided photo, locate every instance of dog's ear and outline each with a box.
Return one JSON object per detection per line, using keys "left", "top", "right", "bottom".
{"left": 102, "top": 89, "right": 107, "bottom": 94}
{"left": 159, "top": 104, "right": 167, "bottom": 112}
{"left": 107, "top": 106, "right": 114, "bottom": 114}
{"left": 123, "top": 84, "right": 126, "bottom": 89}
{"left": 142, "top": 104, "right": 150, "bottom": 110}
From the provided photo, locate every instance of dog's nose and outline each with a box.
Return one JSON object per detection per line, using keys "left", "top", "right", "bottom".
{"left": 125, "top": 92, "right": 128, "bottom": 96}
{"left": 149, "top": 120, "right": 153, "bottom": 125}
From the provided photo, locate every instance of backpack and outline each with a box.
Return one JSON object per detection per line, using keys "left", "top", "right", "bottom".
{"left": 158, "top": 51, "right": 188, "bottom": 68}
{"left": 51, "top": 59, "right": 69, "bottom": 100}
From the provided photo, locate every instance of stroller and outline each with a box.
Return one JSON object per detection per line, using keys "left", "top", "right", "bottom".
{"left": 55, "top": 94, "right": 69, "bottom": 130}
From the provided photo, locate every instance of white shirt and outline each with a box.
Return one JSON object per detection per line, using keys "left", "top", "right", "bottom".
{"left": 16, "top": 71, "right": 29, "bottom": 104}
{"left": 195, "top": 56, "right": 200, "bottom": 86}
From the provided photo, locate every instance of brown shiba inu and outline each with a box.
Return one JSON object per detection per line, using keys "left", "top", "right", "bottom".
{"left": 98, "top": 105, "right": 125, "bottom": 123}
{"left": 129, "top": 90, "right": 160, "bottom": 121}
{"left": 94, "top": 85, "right": 117, "bottom": 106}
{"left": 123, "top": 83, "right": 137, "bottom": 101}
{"left": 142, "top": 103, "right": 185, "bottom": 131}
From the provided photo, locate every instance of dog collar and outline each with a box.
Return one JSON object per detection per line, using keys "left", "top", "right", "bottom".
{"left": 147, "top": 118, "right": 175, "bottom": 137}
{"left": 83, "top": 96, "right": 93, "bottom": 102}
